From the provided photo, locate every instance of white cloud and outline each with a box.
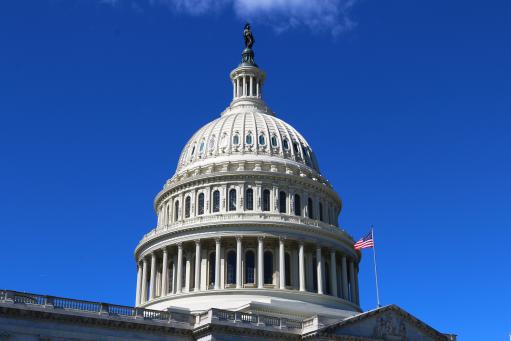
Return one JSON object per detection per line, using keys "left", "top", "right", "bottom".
{"left": 104, "top": 0, "right": 358, "bottom": 36}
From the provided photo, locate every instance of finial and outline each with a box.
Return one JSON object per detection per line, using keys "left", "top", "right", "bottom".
{"left": 241, "top": 23, "right": 257, "bottom": 66}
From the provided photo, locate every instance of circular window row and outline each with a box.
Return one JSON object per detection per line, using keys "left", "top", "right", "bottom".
{"left": 186, "top": 134, "right": 318, "bottom": 171}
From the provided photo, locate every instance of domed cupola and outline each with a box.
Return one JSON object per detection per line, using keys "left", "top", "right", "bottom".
{"left": 134, "top": 25, "right": 361, "bottom": 320}
{"left": 173, "top": 24, "right": 323, "bottom": 182}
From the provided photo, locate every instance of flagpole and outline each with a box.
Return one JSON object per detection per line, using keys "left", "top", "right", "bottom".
{"left": 371, "top": 225, "right": 381, "bottom": 308}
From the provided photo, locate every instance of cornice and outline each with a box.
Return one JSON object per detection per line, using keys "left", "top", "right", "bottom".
{"left": 134, "top": 220, "right": 357, "bottom": 261}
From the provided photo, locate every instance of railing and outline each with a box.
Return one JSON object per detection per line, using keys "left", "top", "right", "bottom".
{"left": 0, "top": 290, "right": 192, "bottom": 327}
{"left": 210, "top": 308, "right": 304, "bottom": 331}
{"left": 143, "top": 212, "right": 343, "bottom": 241}
{"left": 1, "top": 290, "right": 313, "bottom": 334}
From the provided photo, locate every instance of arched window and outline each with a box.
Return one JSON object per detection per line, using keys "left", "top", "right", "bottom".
{"left": 245, "top": 188, "right": 254, "bottom": 211}
{"left": 303, "top": 146, "right": 311, "bottom": 166}
{"left": 293, "top": 143, "right": 300, "bottom": 154}
{"left": 185, "top": 196, "right": 191, "bottom": 218}
{"left": 197, "top": 193, "right": 205, "bottom": 215}
{"left": 283, "top": 139, "right": 290, "bottom": 150}
{"left": 199, "top": 140, "right": 205, "bottom": 154}
{"left": 264, "top": 251, "right": 273, "bottom": 284}
{"left": 319, "top": 202, "right": 324, "bottom": 222}
{"left": 279, "top": 191, "right": 287, "bottom": 213}
{"left": 209, "top": 135, "right": 216, "bottom": 150}
{"left": 229, "top": 188, "right": 237, "bottom": 211}
{"left": 285, "top": 253, "right": 291, "bottom": 286}
{"left": 245, "top": 250, "right": 255, "bottom": 284}
{"left": 246, "top": 133, "right": 253, "bottom": 145}
{"left": 174, "top": 200, "right": 180, "bottom": 221}
{"left": 233, "top": 133, "right": 240, "bottom": 145}
{"left": 294, "top": 194, "right": 301, "bottom": 216}
{"left": 307, "top": 198, "right": 314, "bottom": 219}
{"left": 262, "top": 189, "right": 271, "bottom": 212}
{"left": 259, "top": 134, "right": 266, "bottom": 145}
{"left": 227, "top": 251, "right": 236, "bottom": 284}
{"left": 213, "top": 190, "right": 220, "bottom": 213}
{"left": 271, "top": 135, "right": 278, "bottom": 147}
{"left": 190, "top": 145, "right": 196, "bottom": 157}
{"left": 325, "top": 261, "right": 331, "bottom": 295}
{"left": 209, "top": 252, "right": 216, "bottom": 287}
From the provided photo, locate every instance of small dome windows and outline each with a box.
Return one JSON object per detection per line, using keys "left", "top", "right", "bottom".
{"left": 233, "top": 133, "right": 240, "bottom": 146}
{"left": 209, "top": 135, "right": 216, "bottom": 150}
{"left": 246, "top": 133, "right": 253, "bottom": 145}
{"left": 271, "top": 135, "right": 278, "bottom": 147}
{"left": 199, "top": 140, "right": 205, "bottom": 153}
{"left": 283, "top": 139, "right": 290, "bottom": 150}
{"left": 293, "top": 142, "right": 300, "bottom": 154}
{"left": 190, "top": 145, "right": 196, "bottom": 157}
{"left": 258, "top": 134, "right": 266, "bottom": 146}
{"left": 221, "top": 132, "right": 229, "bottom": 148}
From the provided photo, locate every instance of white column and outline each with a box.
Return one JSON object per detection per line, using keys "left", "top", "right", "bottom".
{"left": 330, "top": 250, "right": 338, "bottom": 297}
{"left": 256, "top": 80, "right": 260, "bottom": 97}
{"left": 149, "top": 253, "right": 157, "bottom": 300}
{"left": 341, "top": 256, "right": 349, "bottom": 300}
{"left": 349, "top": 260, "right": 356, "bottom": 302}
{"left": 194, "top": 241, "right": 201, "bottom": 291}
{"left": 236, "top": 78, "right": 239, "bottom": 98}
{"left": 299, "top": 242, "right": 305, "bottom": 292}
{"left": 214, "top": 238, "right": 221, "bottom": 290}
{"left": 141, "top": 258, "right": 148, "bottom": 303}
{"left": 236, "top": 237, "right": 242, "bottom": 289}
{"left": 316, "top": 247, "right": 323, "bottom": 294}
{"left": 257, "top": 237, "right": 264, "bottom": 288}
{"left": 184, "top": 253, "right": 191, "bottom": 293}
{"left": 135, "top": 263, "right": 142, "bottom": 305}
{"left": 232, "top": 80, "right": 236, "bottom": 99}
{"left": 172, "top": 255, "right": 177, "bottom": 294}
{"left": 279, "top": 238, "right": 285, "bottom": 289}
{"left": 250, "top": 76, "right": 253, "bottom": 96}
{"left": 243, "top": 76, "right": 246, "bottom": 96}
{"left": 176, "top": 244, "right": 183, "bottom": 294}
{"left": 161, "top": 248, "right": 168, "bottom": 296}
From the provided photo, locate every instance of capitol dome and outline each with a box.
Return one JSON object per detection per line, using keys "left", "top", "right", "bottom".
{"left": 133, "top": 33, "right": 361, "bottom": 320}
{"left": 176, "top": 109, "right": 321, "bottom": 176}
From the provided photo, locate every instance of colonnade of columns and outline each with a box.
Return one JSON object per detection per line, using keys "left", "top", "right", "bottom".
{"left": 232, "top": 74, "right": 262, "bottom": 99}
{"left": 135, "top": 236, "right": 360, "bottom": 307}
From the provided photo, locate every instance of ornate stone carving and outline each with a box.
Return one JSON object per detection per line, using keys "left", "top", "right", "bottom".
{"left": 373, "top": 315, "right": 407, "bottom": 340}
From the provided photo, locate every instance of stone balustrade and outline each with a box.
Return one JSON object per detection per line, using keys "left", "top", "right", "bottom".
{"left": 0, "top": 290, "right": 318, "bottom": 333}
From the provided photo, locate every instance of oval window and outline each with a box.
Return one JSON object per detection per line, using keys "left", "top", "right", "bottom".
{"left": 246, "top": 134, "right": 253, "bottom": 145}
{"left": 233, "top": 134, "right": 240, "bottom": 145}
{"left": 259, "top": 134, "right": 266, "bottom": 145}
{"left": 271, "top": 135, "right": 278, "bottom": 147}
{"left": 283, "top": 139, "right": 289, "bottom": 150}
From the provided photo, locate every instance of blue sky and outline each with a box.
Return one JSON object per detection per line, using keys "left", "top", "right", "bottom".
{"left": 1, "top": 0, "right": 510, "bottom": 339}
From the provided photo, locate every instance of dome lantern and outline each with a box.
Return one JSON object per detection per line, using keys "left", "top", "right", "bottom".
{"left": 229, "top": 23, "right": 267, "bottom": 109}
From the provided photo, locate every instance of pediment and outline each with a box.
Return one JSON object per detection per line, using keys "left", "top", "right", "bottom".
{"left": 319, "top": 305, "right": 451, "bottom": 341}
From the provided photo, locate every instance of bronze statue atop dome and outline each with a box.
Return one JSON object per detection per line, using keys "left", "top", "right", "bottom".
{"left": 243, "top": 23, "right": 254, "bottom": 49}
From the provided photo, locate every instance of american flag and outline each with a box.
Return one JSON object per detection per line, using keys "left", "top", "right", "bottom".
{"left": 354, "top": 230, "right": 374, "bottom": 250}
